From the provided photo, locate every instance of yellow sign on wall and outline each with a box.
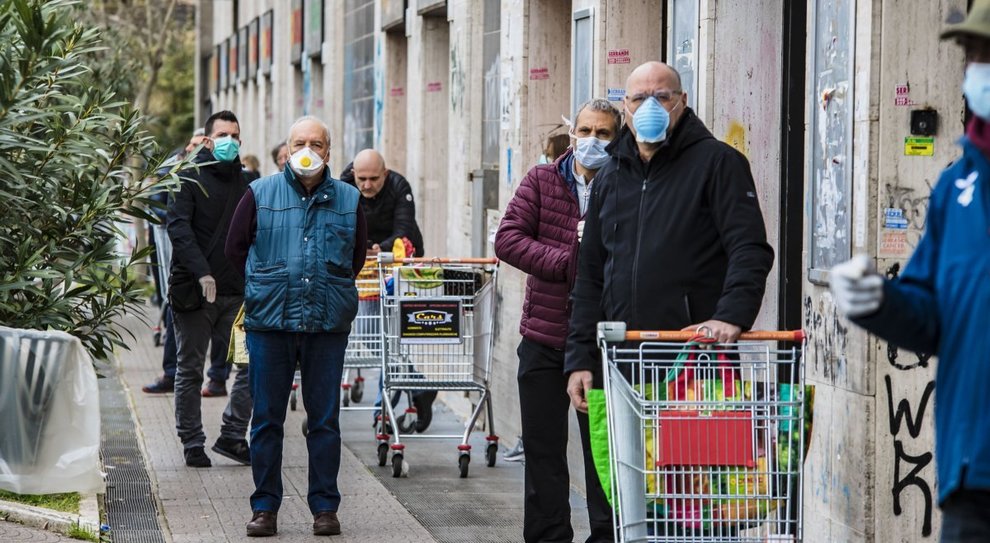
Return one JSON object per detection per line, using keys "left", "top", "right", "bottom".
{"left": 904, "top": 137, "right": 934, "bottom": 157}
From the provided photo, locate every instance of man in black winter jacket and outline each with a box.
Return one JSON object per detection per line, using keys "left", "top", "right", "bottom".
{"left": 340, "top": 149, "right": 425, "bottom": 256}
{"left": 167, "top": 110, "right": 253, "bottom": 468}
{"left": 565, "top": 62, "right": 774, "bottom": 412}
{"left": 340, "top": 149, "right": 438, "bottom": 432}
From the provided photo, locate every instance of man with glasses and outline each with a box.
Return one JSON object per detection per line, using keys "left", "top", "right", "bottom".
{"left": 564, "top": 62, "right": 774, "bottom": 417}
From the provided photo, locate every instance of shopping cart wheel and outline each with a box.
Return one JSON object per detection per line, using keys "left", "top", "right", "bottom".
{"left": 377, "top": 443, "right": 388, "bottom": 467}
{"left": 458, "top": 453, "right": 470, "bottom": 478}
{"left": 301, "top": 417, "right": 309, "bottom": 436}
{"left": 290, "top": 391, "right": 297, "bottom": 411}
{"left": 153, "top": 331, "right": 162, "bottom": 347}
{"left": 350, "top": 380, "right": 364, "bottom": 404}
{"left": 396, "top": 414, "right": 416, "bottom": 434}
{"left": 391, "top": 453, "right": 406, "bottom": 478}
{"left": 485, "top": 443, "right": 498, "bottom": 467}
{"left": 342, "top": 395, "right": 350, "bottom": 408}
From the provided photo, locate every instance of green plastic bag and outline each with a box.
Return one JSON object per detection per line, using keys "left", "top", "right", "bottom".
{"left": 586, "top": 388, "right": 613, "bottom": 505}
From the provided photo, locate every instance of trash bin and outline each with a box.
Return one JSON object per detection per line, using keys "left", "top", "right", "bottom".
{"left": 0, "top": 327, "right": 103, "bottom": 495}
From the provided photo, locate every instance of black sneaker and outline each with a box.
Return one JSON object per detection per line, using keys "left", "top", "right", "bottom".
{"left": 412, "top": 390, "right": 438, "bottom": 433}
{"left": 184, "top": 446, "right": 212, "bottom": 468}
{"left": 212, "top": 437, "right": 251, "bottom": 465}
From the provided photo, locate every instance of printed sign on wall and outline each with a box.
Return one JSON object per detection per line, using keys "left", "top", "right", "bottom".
{"left": 248, "top": 18, "right": 259, "bottom": 79}
{"left": 237, "top": 26, "right": 248, "bottom": 83}
{"left": 305, "top": 0, "right": 323, "bottom": 58}
{"left": 228, "top": 35, "right": 238, "bottom": 84}
{"left": 260, "top": 10, "right": 273, "bottom": 76}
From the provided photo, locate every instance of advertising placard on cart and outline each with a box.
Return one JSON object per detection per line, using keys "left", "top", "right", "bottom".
{"left": 398, "top": 298, "right": 462, "bottom": 344}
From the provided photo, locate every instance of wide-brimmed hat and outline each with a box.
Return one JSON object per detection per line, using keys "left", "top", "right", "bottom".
{"left": 941, "top": 0, "right": 990, "bottom": 41}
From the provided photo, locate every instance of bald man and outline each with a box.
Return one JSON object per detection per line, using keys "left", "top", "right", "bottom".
{"left": 340, "top": 149, "right": 425, "bottom": 257}
{"left": 226, "top": 116, "right": 368, "bottom": 537}
{"left": 565, "top": 61, "right": 773, "bottom": 442}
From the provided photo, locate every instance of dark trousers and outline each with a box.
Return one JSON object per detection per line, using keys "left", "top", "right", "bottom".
{"left": 517, "top": 338, "right": 614, "bottom": 543}
{"left": 162, "top": 304, "right": 231, "bottom": 382}
{"left": 246, "top": 330, "right": 347, "bottom": 514}
{"left": 941, "top": 489, "right": 990, "bottom": 542}
{"left": 173, "top": 296, "right": 249, "bottom": 449}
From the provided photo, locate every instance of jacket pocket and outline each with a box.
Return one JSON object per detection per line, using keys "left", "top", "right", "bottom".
{"left": 244, "top": 269, "right": 289, "bottom": 329}
{"left": 325, "top": 274, "right": 358, "bottom": 331}
{"left": 325, "top": 224, "right": 356, "bottom": 269}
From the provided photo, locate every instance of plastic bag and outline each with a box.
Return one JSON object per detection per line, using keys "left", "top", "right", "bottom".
{"left": 228, "top": 304, "right": 249, "bottom": 366}
{"left": 0, "top": 327, "right": 104, "bottom": 494}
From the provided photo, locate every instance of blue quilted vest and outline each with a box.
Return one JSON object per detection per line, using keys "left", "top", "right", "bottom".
{"left": 243, "top": 168, "right": 360, "bottom": 333}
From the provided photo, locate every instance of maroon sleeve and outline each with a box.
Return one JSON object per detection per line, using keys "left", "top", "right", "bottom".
{"left": 353, "top": 205, "right": 367, "bottom": 276}
{"left": 493, "top": 167, "right": 571, "bottom": 282}
{"left": 225, "top": 188, "right": 257, "bottom": 277}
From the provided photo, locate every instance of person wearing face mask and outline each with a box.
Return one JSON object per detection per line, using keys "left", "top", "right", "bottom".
{"left": 565, "top": 62, "right": 773, "bottom": 419}
{"left": 494, "top": 98, "right": 620, "bottom": 543}
{"left": 830, "top": 6, "right": 990, "bottom": 540}
{"left": 225, "top": 116, "right": 367, "bottom": 537}
{"left": 166, "top": 110, "right": 254, "bottom": 468}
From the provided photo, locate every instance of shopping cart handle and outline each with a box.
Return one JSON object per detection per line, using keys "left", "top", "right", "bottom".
{"left": 596, "top": 322, "right": 805, "bottom": 343}
{"left": 387, "top": 256, "right": 500, "bottom": 265}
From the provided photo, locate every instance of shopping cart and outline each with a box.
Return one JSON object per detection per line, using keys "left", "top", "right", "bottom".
{"left": 596, "top": 322, "right": 805, "bottom": 542}
{"left": 151, "top": 224, "right": 172, "bottom": 347}
{"left": 375, "top": 254, "right": 499, "bottom": 478}
{"left": 296, "top": 259, "right": 384, "bottom": 431}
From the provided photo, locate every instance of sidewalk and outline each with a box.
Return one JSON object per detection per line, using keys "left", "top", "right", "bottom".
{"left": 116, "top": 308, "right": 592, "bottom": 542}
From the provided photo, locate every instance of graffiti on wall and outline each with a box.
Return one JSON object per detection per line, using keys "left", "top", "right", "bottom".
{"left": 880, "top": 182, "right": 932, "bottom": 258}
{"left": 883, "top": 263, "right": 935, "bottom": 538}
{"left": 803, "top": 295, "right": 849, "bottom": 385}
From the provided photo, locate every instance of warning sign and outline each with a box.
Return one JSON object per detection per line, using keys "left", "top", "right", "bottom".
{"left": 607, "top": 49, "right": 630, "bottom": 64}
{"left": 904, "top": 137, "right": 934, "bottom": 156}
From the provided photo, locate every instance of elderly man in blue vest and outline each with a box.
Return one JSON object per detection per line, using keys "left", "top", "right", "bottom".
{"left": 226, "top": 116, "right": 367, "bottom": 537}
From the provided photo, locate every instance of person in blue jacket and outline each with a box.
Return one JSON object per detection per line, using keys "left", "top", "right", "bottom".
{"left": 831, "top": 4, "right": 990, "bottom": 540}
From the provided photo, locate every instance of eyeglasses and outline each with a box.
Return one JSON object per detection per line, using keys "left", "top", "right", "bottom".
{"left": 626, "top": 89, "right": 683, "bottom": 108}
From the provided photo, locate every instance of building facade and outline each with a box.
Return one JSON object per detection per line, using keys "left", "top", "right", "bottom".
{"left": 195, "top": 1, "right": 968, "bottom": 539}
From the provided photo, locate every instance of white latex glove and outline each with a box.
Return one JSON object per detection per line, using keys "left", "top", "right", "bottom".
{"left": 577, "top": 220, "right": 585, "bottom": 243}
{"left": 199, "top": 275, "right": 217, "bottom": 304}
{"left": 830, "top": 255, "right": 884, "bottom": 318}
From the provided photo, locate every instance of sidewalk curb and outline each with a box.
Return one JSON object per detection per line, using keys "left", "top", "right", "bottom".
{"left": 0, "top": 497, "right": 101, "bottom": 538}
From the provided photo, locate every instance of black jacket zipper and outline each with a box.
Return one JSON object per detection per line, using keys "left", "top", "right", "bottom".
{"left": 630, "top": 176, "right": 648, "bottom": 324}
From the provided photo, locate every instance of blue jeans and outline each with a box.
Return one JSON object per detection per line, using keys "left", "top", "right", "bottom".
{"left": 163, "top": 304, "right": 231, "bottom": 381}
{"left": 247, "top": 330, "right": 347, "bottom": 514}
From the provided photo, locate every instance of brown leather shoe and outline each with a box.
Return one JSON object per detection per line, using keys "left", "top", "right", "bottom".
{"left": 246, "top": 510, "right": 277, "bottom": 537}
{"left": 313, "top": 511, "right": 341, "bottom": 536}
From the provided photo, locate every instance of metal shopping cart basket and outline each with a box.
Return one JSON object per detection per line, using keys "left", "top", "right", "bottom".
{"left": 375, "top": 254, "right": 499, "bottom": 478}
{"left": 293, "top": 258, "right": 383, "bottom": 422}
{"left": 596, "top": 322, "right": 805, "bottom": 542}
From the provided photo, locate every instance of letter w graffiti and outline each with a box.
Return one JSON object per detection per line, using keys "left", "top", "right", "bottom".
{"left": 886, "top": 375, "right": 935, "bottom": 537}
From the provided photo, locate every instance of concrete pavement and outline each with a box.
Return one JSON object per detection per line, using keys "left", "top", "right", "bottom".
{"left": 117, "top": 308, "right": 593, "bottom": 542}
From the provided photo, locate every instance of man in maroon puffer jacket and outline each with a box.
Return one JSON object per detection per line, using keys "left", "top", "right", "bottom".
{"left": 494, "top": 98, "right": 620, "bottom": 543}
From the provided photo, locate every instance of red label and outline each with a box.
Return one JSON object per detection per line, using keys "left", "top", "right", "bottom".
{"left": 529, "top": 67, "right": 550, "bottom": 80}
{"left": 607, "top": 49, "right": 631, "bottom": 64}
{"left": 894, "top": 97, "right": 911, "bottom": 106}
{"left": 390, "top": 87, "right": 405, "bottom": 97}
{"left": 426, "top": 81, "right": 442, "bottom": 92}
{"left": 895, "top": 84, "right": 909, "bottom": 96}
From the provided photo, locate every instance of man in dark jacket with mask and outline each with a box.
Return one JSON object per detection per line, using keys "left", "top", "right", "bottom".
{"left": 565, "top": 62, "right": 774, "bottom": 412}
{"left": 167, "top": 110, "right": 253, "bottom": 469}
{"left": 495, "top": 98, "right": 620, "bottom": 543}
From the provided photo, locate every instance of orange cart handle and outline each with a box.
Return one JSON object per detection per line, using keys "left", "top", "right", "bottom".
{"left": 391, "top": 257, "right": 499, "bottom": 265}
{"left": 624, "top": 330, "right": 806, "bottom": 342}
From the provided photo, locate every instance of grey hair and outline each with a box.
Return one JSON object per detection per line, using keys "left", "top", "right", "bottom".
{"left": 287, "top": 115, "right": 331, "bottom": 145}
{"left": 573, "top": 98, "right": 622, "bottom": 133}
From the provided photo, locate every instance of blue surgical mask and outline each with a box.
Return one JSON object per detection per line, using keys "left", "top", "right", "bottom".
{"left": 632, "top": 96, "right": 670, "bottom": 144}
{"left": 573, "top": 136, "right": 611, "bottom": 169}
{"left": 964, "top": 63, "right": 990, "bottom": 121}
{"left": 212, "top": 136, "right": 240, "bottom": 162}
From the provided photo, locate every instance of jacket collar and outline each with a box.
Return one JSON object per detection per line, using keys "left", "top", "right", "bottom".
{"left": 283, "top": 166, "right": 337, "bottom": 201}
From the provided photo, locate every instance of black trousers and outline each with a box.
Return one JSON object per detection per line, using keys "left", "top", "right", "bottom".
{"left": 517, "top": 338, "right": 614, "bottom": 543}
{"left": 941, "top": 489, "right": 990, "bottom": 543}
